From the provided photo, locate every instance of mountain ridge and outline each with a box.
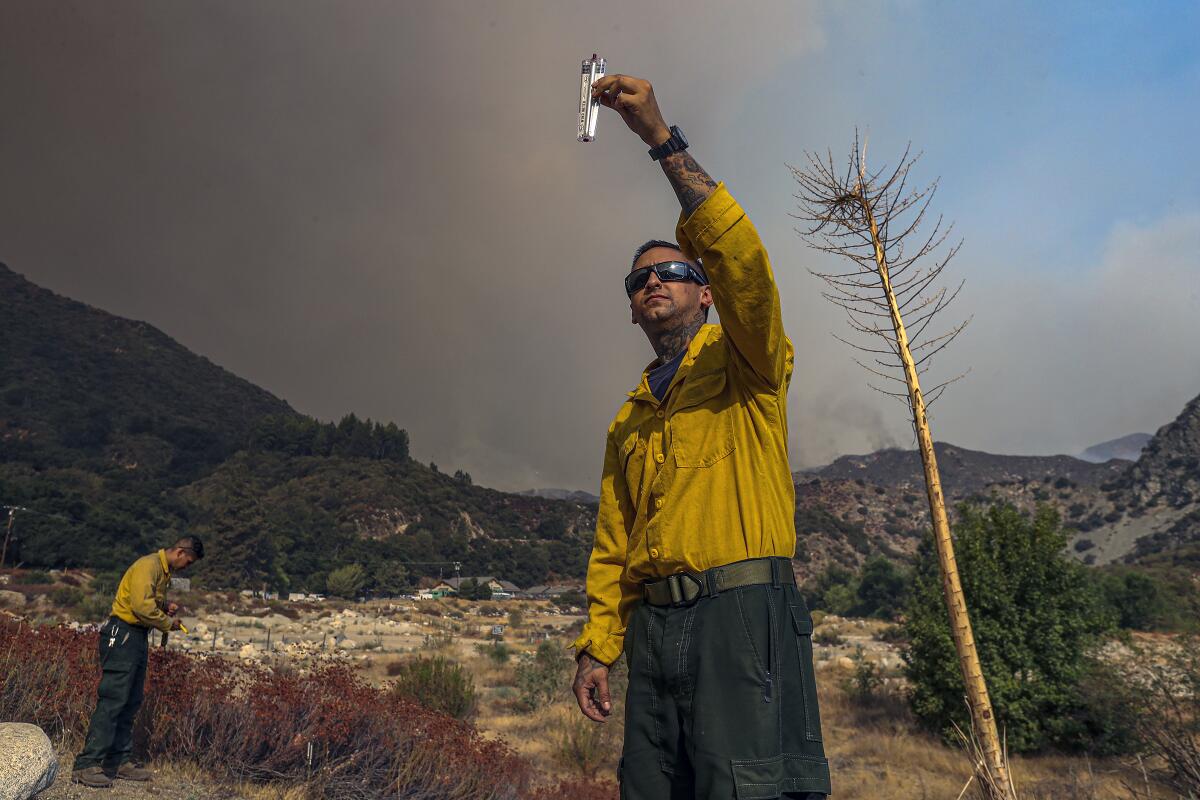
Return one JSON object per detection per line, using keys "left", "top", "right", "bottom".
{"left": 1, "top": 263, "right": 1195, "bottom": 584}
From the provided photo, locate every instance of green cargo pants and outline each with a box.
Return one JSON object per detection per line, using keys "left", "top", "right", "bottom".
{"left": 74, "top": 616, "right": 149, "bottom": 771}
{"left": 619, "top": 561, "right": 831, "bottom": 799}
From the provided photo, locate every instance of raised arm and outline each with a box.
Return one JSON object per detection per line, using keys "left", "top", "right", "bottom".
{"left": 592, "top": 74, "right": 790, "bottom": 389}
{"left": 592, "top": 75, "right": 716, "bottom": 216}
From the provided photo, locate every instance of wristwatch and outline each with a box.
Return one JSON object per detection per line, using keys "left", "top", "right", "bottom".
{"left": 648, "top": 125, "right": 688, "bottom": 161}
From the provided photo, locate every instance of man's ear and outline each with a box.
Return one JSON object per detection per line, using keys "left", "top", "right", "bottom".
{"left": 701, "top": 285, "right": 713, "bottom": 310}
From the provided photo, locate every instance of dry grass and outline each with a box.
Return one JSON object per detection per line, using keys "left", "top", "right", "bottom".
{"left": 460, "top": 614, "right": 1180, "bottom": 799}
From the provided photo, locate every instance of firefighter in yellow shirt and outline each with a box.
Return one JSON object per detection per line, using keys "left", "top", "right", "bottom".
{"left": 570, "top": 75, "right": 830, "bottom": 798}
{"left": 72, "top": 536, "right": 204, "bottom": 788}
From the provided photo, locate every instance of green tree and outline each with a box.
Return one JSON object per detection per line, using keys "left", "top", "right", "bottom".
{"left": 1094, "top": 570, "right": 1168, "bottom": 630}
{"left": 802, "top": 563, "right": 858, "bottom": 615}
{"left": 854, "top": 555, "right": 909, "bottom": 619}
{"left": 457, "top": 578, "right": 492, "bottom": 601}
{"left": 326, "top": 563, "right": 367, "bottom": 599}
{"left": 372, "top": 561, "right": 410, "bottom": 597}
{"left": 904, "top": 502, "right": 1115, "bottom": 752}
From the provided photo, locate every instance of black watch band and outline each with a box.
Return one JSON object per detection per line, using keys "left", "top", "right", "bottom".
{"left": 648, "top": 125, "right": 688, "bottom": 161}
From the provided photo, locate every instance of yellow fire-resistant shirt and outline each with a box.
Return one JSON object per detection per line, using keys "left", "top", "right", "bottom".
{"left": 572, "top": 184, "right": 797, "bottom": 666}
{"left": 111, "top": 549, "right": 173, "bottom": 632}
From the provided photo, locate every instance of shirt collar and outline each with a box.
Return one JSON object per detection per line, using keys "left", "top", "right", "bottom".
{"left": 628, "top": 324, "right": 715, "bottom": 405}
{"left": 158, "top": 549, "right": 171, "bottom": 577}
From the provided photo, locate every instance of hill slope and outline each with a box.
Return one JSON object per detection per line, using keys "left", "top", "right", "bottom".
{"left": 0, "top": 263, "right": 592, "bottom": 589}
{"left": 0, "top": 263, "right": 294, "bottom": 477}
{"left": 1077, "top": 392, "right": 1200, "bottom": 563}
{"left": 1078, "top": 433, "right": 1152, "bottom": 463}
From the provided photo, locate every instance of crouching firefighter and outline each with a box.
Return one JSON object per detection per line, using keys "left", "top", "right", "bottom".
{"left": 570, "top": 73, "right": 832, "bottom": 799}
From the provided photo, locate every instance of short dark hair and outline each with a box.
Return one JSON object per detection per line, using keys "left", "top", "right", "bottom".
{"left": 172, "top": 535, "right": 205, "bottom": 560}
{"left": 630, "top": 239, "right": 711, "bottom": 321}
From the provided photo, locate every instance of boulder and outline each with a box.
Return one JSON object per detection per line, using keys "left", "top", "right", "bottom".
{"left": 0, "top": 722, "right": 57, "bottom": 800}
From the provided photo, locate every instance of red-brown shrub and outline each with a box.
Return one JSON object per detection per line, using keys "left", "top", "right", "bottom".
{"left": 1, "top": 618, "right": 533, "bottom": 799}
{"left": 527, "top": 778, "right": 618, "bottom": 800}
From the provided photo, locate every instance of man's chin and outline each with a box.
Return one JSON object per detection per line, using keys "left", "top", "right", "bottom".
{"left": 640, "top": 305, "right": 676, "bottom": 323}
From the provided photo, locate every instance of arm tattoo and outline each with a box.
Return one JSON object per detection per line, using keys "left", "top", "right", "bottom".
{"left": 660, "top": 151, "right": 717, "bottom": 216}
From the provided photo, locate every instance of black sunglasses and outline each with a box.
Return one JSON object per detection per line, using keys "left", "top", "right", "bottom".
{"left": 625, "top": 261, "right": 708, "bottom": 296}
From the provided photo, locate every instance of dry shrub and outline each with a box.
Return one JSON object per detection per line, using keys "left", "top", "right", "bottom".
{"left": 551, "top": 712, "right": 620, "bottom": 779}
{"left": 1120, "top": 635, "right": 1200, "bottom": 798}
{"left": 527, "top": 778, "right": 616, "bottom": 800}
{"left": 0, "top": 617, "right": 530, "bottom": 799}
{"left": 0, "top": 619, "right": 98, "bottom": 741}
{"left": 388, "top": 655, "right": 477, "bottom": 720}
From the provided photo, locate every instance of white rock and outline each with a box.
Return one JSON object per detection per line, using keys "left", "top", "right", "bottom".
{"left": 0, "top": 722, "right": 57, "bottom": 800}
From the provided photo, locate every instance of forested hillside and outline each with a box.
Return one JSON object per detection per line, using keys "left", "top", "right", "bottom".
{"left": 0, "top": 263, "right": 592, "bottom": 590}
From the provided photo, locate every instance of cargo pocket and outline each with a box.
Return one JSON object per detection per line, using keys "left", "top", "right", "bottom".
{"left": 789, "top": 605, "right": 823, "bottom": 743}
{"left": 671, "top": 369, "right": 734, "bottom": 468}
{"left": 730, "top": 752, "right": 832, "bottom": 799}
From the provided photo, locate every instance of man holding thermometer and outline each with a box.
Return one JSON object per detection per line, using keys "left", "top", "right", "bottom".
{"left": 572, "top": 73, "right": 831, "bottom": 799}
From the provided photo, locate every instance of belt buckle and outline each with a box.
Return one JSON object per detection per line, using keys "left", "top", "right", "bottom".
{"left": 667, "top": 572, "right": 702, "bottom": 606}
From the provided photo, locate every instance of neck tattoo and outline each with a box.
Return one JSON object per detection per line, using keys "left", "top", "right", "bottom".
{"left": 653, "top": 309, "right": 705, "bottom": 365}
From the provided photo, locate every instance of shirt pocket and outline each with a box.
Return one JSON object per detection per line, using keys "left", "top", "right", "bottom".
{"left": 670, "top": 369, "right": 735, "bottom": 468}
{"left": 619, "top": 431, "right": 644, "bottom": 488}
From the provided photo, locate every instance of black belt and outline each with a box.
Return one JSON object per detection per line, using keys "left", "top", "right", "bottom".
{"left": 642, "top": 556, "right": 794, "bottom": 607}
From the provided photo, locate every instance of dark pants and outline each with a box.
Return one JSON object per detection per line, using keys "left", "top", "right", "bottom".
{"left": 620, "top": 562, "right": 831, "bottom": 799}
{"left": 74, "top": 617, "right": 149, "bottom": 771}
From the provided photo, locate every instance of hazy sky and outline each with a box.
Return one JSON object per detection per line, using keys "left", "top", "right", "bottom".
{"left": 2, "top": 1, "right": 1198, "bottom": 491}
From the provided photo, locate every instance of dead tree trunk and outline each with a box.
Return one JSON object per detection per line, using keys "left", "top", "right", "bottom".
{"left": 792, "top": 138, "right": 1013, "bottom": 799}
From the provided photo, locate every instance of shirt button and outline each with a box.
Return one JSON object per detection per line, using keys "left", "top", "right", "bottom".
{"left": 655, "top": 453, "right": 665, "bottom": 464}
{"left": 649, "top": 548, "right": 660, "bottom": 559}
{"left": 655, "top": 410, "right": 665, "bottom": 419}
{"left": 654, "top": 497, "right": 665, "bottom": 509}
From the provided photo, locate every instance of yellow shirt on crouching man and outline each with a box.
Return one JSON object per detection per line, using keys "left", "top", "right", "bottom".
{"left": 572, "top": 184, "right": 797, "bottom": 666}
{"left": 111, "top": 549, "right": 174, "bottom": 633}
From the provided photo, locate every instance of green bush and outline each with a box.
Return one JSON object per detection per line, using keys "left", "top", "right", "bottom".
{"left": 389, "top": 655, "right": 477, "bottom": 720}
{"left": 457, "top": 579, "right": 492, "bottom": 601}
{"left": 841, "top": 646, "right": 883, "bottom": 706}
{"left": 812, "top": 628, "right": 844, "bottom": 647}
{"left": 326, "top": 564, "right": 366, "bottom": 599}
{"left": 74, "top": 593, "right": 115, "bottom": 623}
{"left": 1091, "top": 567, "right": 1197, "bottom": 632}
{"left": 22, "top": 570, "right": 52, "bottom": 585}
{"left": 803, "top": 556, "right": 909, "bottom": 620}
{"left": 903, "top": 502, "right": 1115, "bottom": 753}
{"left": 515, "top": 641, "right": 568, "bottom": 712}
{"left": 50, "top": 586, "right": 84, "bottom": 607}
